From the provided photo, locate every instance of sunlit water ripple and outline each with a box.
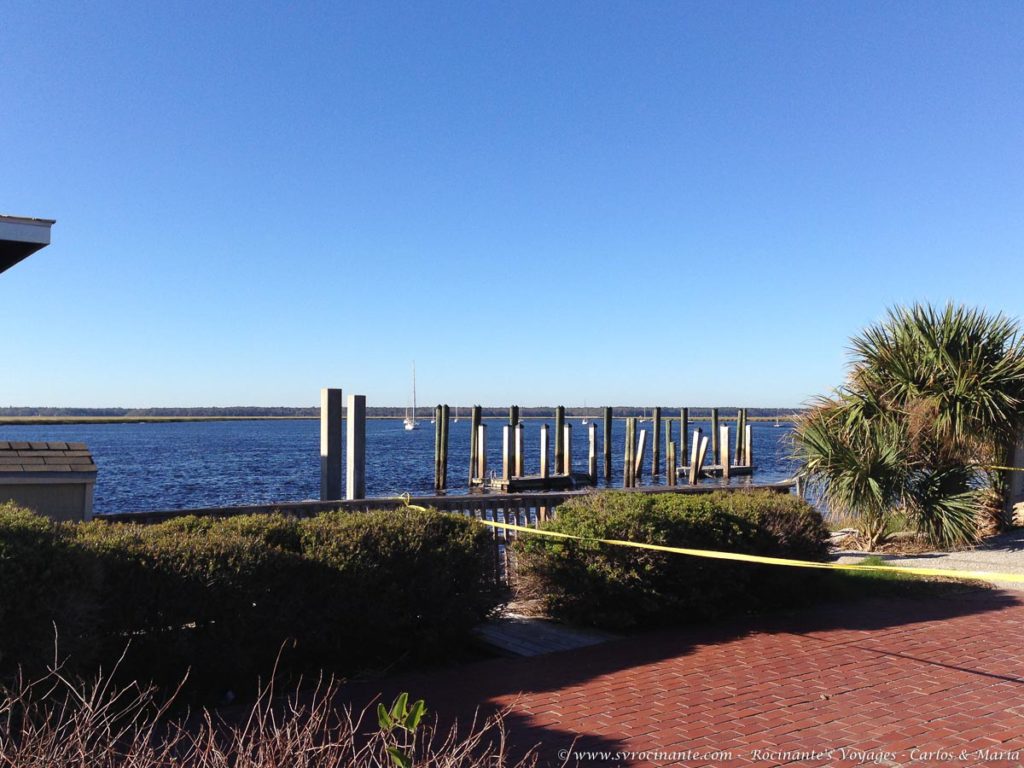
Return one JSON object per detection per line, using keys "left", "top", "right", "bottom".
{"left": 0, "top": 419, "right": 799, "bottom": 515}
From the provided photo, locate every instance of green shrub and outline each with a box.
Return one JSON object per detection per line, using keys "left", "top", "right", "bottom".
{"left": 514, "top": 491, "right": 828, "bottom": 629}
{"left": 0, "top": 504, "right": 499, "bottom": 695}
{"left": 75, "top": 516, "right": 304, "bottom": 693}
{"left": 294, "top": 509, "right": 499, "bottom": 666}
{"left": 0, "top": 502, "right": 98, "bottom": 675}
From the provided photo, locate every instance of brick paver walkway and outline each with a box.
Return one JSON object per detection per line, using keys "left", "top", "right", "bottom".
{"left": 339, "top": 590, "right": 1024, "bottom": 767}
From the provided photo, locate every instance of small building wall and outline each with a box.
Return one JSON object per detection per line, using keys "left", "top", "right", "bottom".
{"left": 0, "top": 442, "right": 98, "bottom": 522}
{"left": 0, "top": 481, "right": 94, "bottom": 523}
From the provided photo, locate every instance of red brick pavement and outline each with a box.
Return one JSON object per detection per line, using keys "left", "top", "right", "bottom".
{"left": 338, "top": 590, "right": 1024, "bottom": 767}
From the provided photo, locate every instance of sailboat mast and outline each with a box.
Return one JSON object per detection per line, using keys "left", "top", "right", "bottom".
{"left": 412, "top": 362, "right": 417, "bottom": 423}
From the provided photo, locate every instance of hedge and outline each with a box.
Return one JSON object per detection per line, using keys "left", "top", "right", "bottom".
{"left": 0, "top": 505, "right": 499, "bottom": 694}
{"left": 513, "top": 491, "right": 829, "bottom": 629}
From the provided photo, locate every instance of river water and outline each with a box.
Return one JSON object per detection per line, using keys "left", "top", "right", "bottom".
{"left": 0, "top": 419, "right": 798, "bottom": 515}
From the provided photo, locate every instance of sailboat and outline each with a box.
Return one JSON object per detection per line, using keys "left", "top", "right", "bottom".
{"left": 454, "top": 405, "right": 460, "bottom": 423}
{"left": 403, "top": 362, "right": 419, "bottom": 431}
{"left": 581, "top": 399, "right": 588, "bottom": 425}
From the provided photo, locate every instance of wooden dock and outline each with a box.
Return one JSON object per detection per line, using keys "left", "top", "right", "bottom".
{"left": 479, "top": 472, "right": 593, "bottom": 493}
{"left": 681, "top": 464, "right": 756, "bottom": 478}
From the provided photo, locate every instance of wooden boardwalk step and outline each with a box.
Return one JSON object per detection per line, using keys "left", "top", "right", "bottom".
{"left": 473, "top": 614, "right": 618, "bottom": 657}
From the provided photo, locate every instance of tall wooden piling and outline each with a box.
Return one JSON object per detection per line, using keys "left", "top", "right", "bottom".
{"left": 711, "top": 407, "right": 720, "bottom": 465}
{"left": 345, "top": 393, "right": 365, "bottom": 500}
{"left": 665, "top": 419, "right": 674, "bottom": 476}
{"left": 562, "top": 423, "right": 573, "bottom": 476}
{"left": 603, "top": 407, "right": 613, "bottom": 481}
{"left": 588, "top": 422, "right": 597, "bottom": 482}
{"left": 720, "top": 424, "right": 730, "bottom": 481}
{"left": 502, "top": 426, "right": 512, "bottom": 481}
{"left": 681, "top": 408, "right": 689, "bottom": 459}
{"left": 469, "top": 405, "right": 482, "bottom": 483}
{"left": 745, "top": 424, "right": 753, "bottom": 468}
{"left": 540, "top": 424, "right": 550, "bottom": 478}
{"left": 652, "top": 407, "right": 662, "bottom": 476}
{"left": 320, "top": 387, "right": 342, "bottom": 501}
{"left": 554, "top": 406, "right": 565, "bottom": 472}
{"left": 624, "top": 418, "right": 635, "bottom": 487}
{"left": 734, "top": 409, "right": 744, "bottom": 464}
{"left": 514, "top": 423, "right": 524, "bottom": 477}
{"left": 476, "top": 423, "right": 487, "bottom": 481}
{"left": 433, "top": 405, "right": 443, "bottom": 490}
{"left": 440, "top": 404, "right": 449, "bottom": 490}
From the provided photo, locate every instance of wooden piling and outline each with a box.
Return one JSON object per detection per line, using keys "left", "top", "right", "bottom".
{"left": 434, "top": 405, "right": 443, "bottom": 491}
{"left": 440, "top": 404, "right": 449, "bottom": 490}
{"left": 624, "top": 418, "right": 635, "bottom": 487}
{"left": 665, "top": 419, "right": 674, "bottom": 474}
{"left": 540, "top": 424, "right": 550, "bottom": 478}
{"left": 681, "top": 408, "right": 689, "bottom": 459}
{"left": 734, "top": 409, "right": 744, "bottom": 464}
{"left": 508, "top": 406, "right": 519, "bottom": 478}
{"left": 320, "top": 387, "right": 342, "bottom": 501}
{"left": 476, "top": 423, "right": 487, "bottom": 481}
{"left": 603, "top": 407, "right": 613, "bottom": 481}
{"left": 514, "top": 423, "right": 524, "bottom": 477}
{"left": 562, "top": 423, "right": 573, "bottom": 476}
{"left": 711, "top": 407, "right": 720, "bottom": 465}
{"left": 554, "top": 406, "right": 565, "bottom": 472}
{"left": 720, "top": 424, "right": 730, "bottom": 481}
{"left": 469, "top": 405, "right": 482, "bottom": 483}
{"left": 502, "top": 426, "right": 512, "bottom": 481}
{"left": 688, "top": 428, "right": 701, "bottom": 485}
{"left": 345, "top": 393, "right": 365, "bottom": 500}
{"left": 588, "top": 422, "right": 597, "bottom": 483}
{"left": 635, "top": 429, "right": 647, "bottom": 480}
{"left": 745, "top": 424, "right": 753, "bottom": 468}
{"left": 652, "top": 407, "right": 662, "bottom": 476}
{"left": 695, "top": 435, "right": 709, "bottom": 479}
{"left": 667, "top": 442, "right": 676, "bottom": 486}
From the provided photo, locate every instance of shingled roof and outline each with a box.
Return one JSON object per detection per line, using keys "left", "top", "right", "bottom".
{"left": 0, "top": 442, "right": 97, "bottom": 474}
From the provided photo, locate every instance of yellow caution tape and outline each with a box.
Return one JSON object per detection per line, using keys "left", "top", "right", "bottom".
{"left": 477, "top": 518, "right": 1024, "bottom": 584}
{"left": 982, "top": 465, "right": 1024, "bottom": 472}
{"left": 393, "top": 492, "right": 429, "bottom": 512}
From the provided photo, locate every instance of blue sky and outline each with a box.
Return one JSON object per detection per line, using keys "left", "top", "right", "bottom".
{"left": 3, "top": 1, "right": 1022, "bottom": 409}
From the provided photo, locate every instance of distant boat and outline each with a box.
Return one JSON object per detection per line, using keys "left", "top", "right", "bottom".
{"left": 774, "top": 417, "right": 782, "bottom": 427}
{"left": 403, "top": 363, "right": 419, "bottom": 431}
{"left": 581, "top": 400, "right": 588, "bottom": 425}
{"left": 454, "top": 405, "right": 460, "bottom": 423}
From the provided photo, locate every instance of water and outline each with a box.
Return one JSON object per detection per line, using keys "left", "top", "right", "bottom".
{"left": 0, "top": 419, "right": 799, "bottom": 515}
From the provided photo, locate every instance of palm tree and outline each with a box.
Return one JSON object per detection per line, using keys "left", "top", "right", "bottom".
{"left": 794, "top": 398, "right": 908, "bottom": 549}
{"left": 795, "top": 303, "right": 1024, "bottom": 549}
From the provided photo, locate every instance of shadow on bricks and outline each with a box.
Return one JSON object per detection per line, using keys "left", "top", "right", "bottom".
{"left": 334, "top": 587, "right": 1023, "bottom": 766}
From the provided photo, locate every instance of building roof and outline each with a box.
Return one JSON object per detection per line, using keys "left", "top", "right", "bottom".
{"left": 0, "top": 215, "right": 56, "bottom": 274}
{"left": 0, "top": 442, "right": 97, "bottom": 475}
